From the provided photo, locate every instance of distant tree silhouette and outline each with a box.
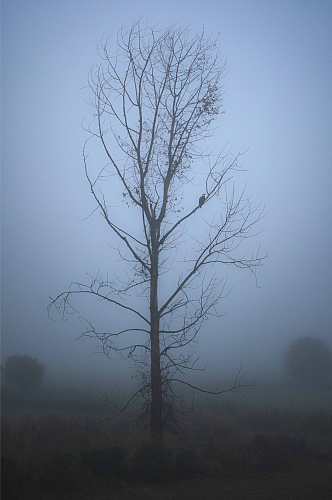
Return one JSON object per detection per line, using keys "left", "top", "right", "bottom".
{"left": 3, "top": 354, "right": 45, "bottom": 393}
{"left": 282, "top": 336, "right": 332, "bottom": 387}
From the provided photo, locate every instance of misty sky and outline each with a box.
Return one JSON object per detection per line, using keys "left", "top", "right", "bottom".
{"left": 1, "top": 0, "right": 332, "bottom": 390}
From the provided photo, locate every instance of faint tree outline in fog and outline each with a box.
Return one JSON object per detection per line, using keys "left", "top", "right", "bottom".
{"left": 283, "top": 336, "right": 332, "bottom": 387}
{"left": 49, "top": 22, "right": 265, "bottom": 445}
{"left": 3, "top": 354, "right": 45, "bottom": 394}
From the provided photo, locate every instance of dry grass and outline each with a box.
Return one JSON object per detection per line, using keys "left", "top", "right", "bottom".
{"left": 1, "top": 388, "right": 332, "bottom": 499}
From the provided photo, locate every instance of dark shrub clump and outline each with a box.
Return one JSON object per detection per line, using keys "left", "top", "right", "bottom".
{"left": 80, "top": 446, "right": 128, "bottom": 477}
{"left": 244, "top": 433, "right": 307, "bottom": 472}
{"left": 175, "top": 449, "right": 201, "bottom": 477}
{"left": 131, "top": 442, "right": 173, "bottom": 480}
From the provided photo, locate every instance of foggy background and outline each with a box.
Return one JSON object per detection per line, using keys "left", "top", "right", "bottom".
{"left": 2, "top": 0, "right": 331, "bottom": 394}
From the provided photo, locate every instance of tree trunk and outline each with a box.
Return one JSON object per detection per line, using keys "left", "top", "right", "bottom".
{"left": 150, "top": 226, "right": 163, "bottom": 446}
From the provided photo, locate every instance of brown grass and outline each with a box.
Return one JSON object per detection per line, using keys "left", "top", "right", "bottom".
{"left": 1, "top": 394, "right": 332, "bottom": 499}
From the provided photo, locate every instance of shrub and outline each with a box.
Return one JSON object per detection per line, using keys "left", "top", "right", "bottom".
{"left": 247, "top": 433, "right": 307, "bottom": 471}
{"left": 80, "top": 447, "right": 128, "bottom": 477}
{"left": 131, "top": 442, "right": 173, "bottom": 480}
{"left": 175, "top": 449, "right": 201, "bottom": 477}
{"left": 216, "top": 433, "right": 309, "bottom": 473}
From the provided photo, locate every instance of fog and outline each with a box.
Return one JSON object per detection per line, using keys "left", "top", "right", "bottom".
{"left": 2, "top": 0, "right": 331, "bottom": 396}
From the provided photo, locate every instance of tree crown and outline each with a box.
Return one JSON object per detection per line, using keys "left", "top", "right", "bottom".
{"left": 3, "top": 354, "right": 45, "bottom": 393}
{"left": 283, "top": 336, "right": 332, "bottom": 386}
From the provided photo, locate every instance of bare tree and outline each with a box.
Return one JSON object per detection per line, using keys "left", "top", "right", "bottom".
{"left": 49, "top": 22, "right": 264, "bottom": 445}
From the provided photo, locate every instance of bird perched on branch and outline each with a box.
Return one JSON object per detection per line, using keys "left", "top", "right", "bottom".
{"left": 199, "top": 194, "right": 206, "bottom": 208}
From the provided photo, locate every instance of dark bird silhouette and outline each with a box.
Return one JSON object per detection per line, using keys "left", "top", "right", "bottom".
{"left": 199, "top": 194, "right": 206, "bottom": 208}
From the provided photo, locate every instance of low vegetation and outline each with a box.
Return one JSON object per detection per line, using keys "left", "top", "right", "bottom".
{"left": 1, "top": 384, "right": 332, "bottom": 499}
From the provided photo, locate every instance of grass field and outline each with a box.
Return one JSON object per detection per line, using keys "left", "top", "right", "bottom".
{"left": 1, "top": 382, "right": 332, "bottom": 499}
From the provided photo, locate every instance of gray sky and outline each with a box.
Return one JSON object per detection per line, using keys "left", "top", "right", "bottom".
{"left": 1, "top": 0, "right": 332, "bottom": 389}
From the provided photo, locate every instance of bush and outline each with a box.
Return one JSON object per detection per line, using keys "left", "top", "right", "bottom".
{"left": 215, "top": 433, "right": 310, "bottom": 473}
{"left": 247, "top": 433, "right": 307, "bottom": 471}
{"left": 175, "top": 449, "right": 201, "bottom": 477}
{"left": 282, "top": 336, "right": 332, "bottom": 387}
{"left": 131, "top": 442, "right": 173, "bottom": 480}
{"left": 3, "top": 354, "right": 45, "bottom": 394}
{"left": 80, "top": 447, "right": 128, "bottom": 477}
